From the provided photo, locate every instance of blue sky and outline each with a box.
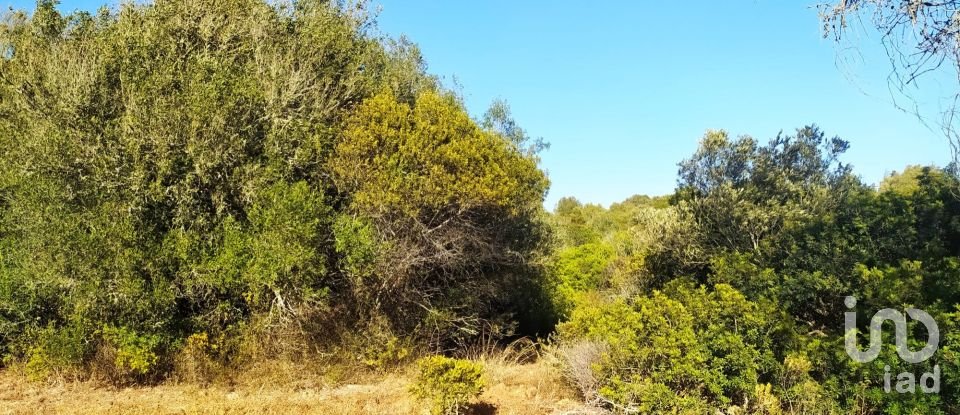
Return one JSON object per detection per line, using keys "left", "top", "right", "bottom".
{"left": 6, "top": 0, "right": 954, "bottom": 208}
{"left": 371, "top": 1, "right": 954, "bottom": 208}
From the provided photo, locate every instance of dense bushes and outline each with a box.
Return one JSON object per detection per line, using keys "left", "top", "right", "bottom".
{"left": 549, "top": 128, "right": 960, "bottom": 413}
{"left": 556, "top": 282, "right": 780, "bottom": 412}
{"left": 0, "top": 0, "right": 550, "bottom": 380}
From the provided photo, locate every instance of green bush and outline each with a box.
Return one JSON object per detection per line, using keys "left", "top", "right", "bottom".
{"left": 101, "top": 326, "right": 163, "bottom": 378}
{"left": 410, "top": 356, "right": 485, "bottom": 415}
{"left": 333, "top": 214, "right": 381, "bottom": 282}
{"left": 555, "top": 282, "right": 781, "bottom": 412}
{"left": 550, "top": 242, "right": 614, "bottom": 316}
{"left": 23, "top": 325, "right": 88, "bottom": 380}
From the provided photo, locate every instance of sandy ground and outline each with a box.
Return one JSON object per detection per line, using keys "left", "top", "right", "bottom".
{"left": 0, "top": 361, "right": 586, "bottom": 415}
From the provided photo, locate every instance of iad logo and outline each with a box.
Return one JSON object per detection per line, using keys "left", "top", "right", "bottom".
{"left": 844, "top": 296, "right": 940, "bottom": 393}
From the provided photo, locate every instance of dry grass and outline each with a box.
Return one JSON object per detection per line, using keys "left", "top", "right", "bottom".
{"left": 546, "top": 340, "right": 608, "bottom": 406}
{"left": 0, "top": 356, "right": 583, "bottom": 415}
{"left": 476, "top": 357, "right": 582, "bottom": 415}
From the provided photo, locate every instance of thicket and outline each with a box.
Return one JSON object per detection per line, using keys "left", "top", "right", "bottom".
{"left": 0, "top": 0, "right": 551, "bottom": 380}
{"left": 5, "top": 2, "right": 960, "bottom": 414}
{"left": 549, "top": 128, "right": 960, "bottom": 413}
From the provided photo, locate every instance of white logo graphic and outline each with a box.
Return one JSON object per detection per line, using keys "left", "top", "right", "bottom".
{"left": 843, "top": 296, "right": 940, "bottom": 393}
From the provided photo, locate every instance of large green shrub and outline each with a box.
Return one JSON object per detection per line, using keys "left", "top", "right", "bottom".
{"left": 0, "top": 0, "right": 550, "bottom": 378}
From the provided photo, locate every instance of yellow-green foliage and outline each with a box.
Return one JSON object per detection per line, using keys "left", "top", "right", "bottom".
{"left": 23, "top": 325, "right": 87, "bottom": 380}
{"left": 362, "top": 337, "right": 409, "bottom": 370}
{"left": 410, "top": 356, "right": 485, "bottom": 415}
{"left": 101, "top": 326, "right": 162, "bottom": 377}
{"left": 550, "top": 242, "right": 614, "bottom": 316}
{"left": 775, "top": 353, "right": 837, "bottom": 414}
{"left": 878, "top": 165, "right": 944, "bottom": 196}
{"left": 326, "top": 88, "right": 551, "bottom": 342}
{"left": 359, "top": 326, "right": 411, "bottom": 371}
{"left": 556, "top": 282, "right": 777, "bottom": 412}
{"left": 330, "top": 91, "right": 547, "bottom": 218}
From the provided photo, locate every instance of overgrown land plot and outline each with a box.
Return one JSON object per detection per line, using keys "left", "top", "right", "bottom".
{"left": 1, "top": 0, "right": 960, "bottom": 414}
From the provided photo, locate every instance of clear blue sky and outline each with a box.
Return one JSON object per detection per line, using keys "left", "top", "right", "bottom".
{"left": 6, "top": 0, "right": 954, "bottom": 208}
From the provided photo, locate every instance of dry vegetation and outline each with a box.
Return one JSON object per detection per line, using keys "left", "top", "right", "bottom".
{"left": 0, "top": 357, "right": 583, "bottom": 415}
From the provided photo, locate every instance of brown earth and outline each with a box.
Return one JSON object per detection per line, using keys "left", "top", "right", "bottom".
{"left": 0, "top": 360, "right": 589, "bottom": 415}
